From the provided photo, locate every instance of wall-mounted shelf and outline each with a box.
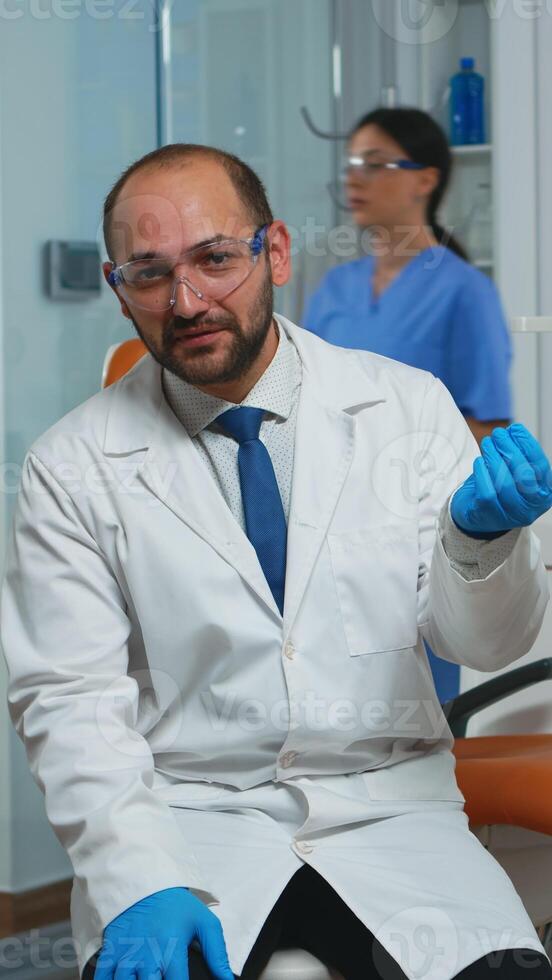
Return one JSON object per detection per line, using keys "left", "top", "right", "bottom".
{"left": 452, "top": 143, "right": 493, "bottom": 157}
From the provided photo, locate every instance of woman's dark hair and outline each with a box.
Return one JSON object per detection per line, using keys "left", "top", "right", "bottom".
{"left": 350, "top": 107, "right": 468, "bottom": 262}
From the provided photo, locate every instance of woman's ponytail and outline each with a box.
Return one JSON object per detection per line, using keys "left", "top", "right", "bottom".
{"left": 428, "top": 199, "right": 469, "bottom": 261}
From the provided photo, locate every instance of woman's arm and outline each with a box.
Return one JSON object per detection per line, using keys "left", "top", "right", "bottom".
{"left": 466, "top": 416, "right": 511, "bottom": 445}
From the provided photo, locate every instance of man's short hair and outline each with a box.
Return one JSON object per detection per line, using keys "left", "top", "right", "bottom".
{"left": 103, "top": 143, "right": 274, "bottom": 261}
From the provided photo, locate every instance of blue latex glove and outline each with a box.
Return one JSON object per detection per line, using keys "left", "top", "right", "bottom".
{"left": 94, "top": 887, "right": 234, "bottom": 980}
{"left": 450, "top": 423, "right": 552, "bottom": 538}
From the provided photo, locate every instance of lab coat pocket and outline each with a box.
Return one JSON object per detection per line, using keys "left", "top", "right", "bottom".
{"left": 328, "top": 522, "right": 419, "bottom": 656}
{"left": 154, "top": 779, "right": 227, "bottom": 807}
{"left": 361, "top": 749, "right": 466, "bottom": 803}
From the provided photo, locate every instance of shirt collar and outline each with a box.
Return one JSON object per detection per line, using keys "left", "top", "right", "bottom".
{"left": 162, "top": 318, "right": 301, "bottom": 438}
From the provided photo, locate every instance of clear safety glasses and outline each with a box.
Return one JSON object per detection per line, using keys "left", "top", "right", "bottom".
{"left": 328, "top": 154, "right": 426, "bottom": 210}
{"left": 108, "top": 224, "right": 269, "bottom": 312}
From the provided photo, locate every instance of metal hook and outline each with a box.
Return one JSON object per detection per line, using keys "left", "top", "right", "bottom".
{"left": 300, "top": 106, "right": 350, "bottom": 142}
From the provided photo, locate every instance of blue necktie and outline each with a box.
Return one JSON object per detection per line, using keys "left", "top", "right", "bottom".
{"left": 216, "top": 407, "right": 287, "bottom": 614}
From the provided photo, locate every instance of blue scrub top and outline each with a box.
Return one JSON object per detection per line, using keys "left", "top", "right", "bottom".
{"left": 303, "top": 246, "right": 512, "bottom": 421}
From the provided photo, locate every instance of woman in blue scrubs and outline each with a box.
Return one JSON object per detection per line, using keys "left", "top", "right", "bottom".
{"left": 303, "top": 107, "right": 513, "bottom": 702}
{"left": 303, "top": 107, "right": 512, "bottom": 446}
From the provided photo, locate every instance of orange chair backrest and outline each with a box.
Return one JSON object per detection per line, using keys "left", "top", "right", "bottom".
{"left": 103, "top": 339, "right": 148, "bottom": 388}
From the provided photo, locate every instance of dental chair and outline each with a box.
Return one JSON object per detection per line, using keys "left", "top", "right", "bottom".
{"left": 102, "top": 339, "right": 552, "bottom": 979}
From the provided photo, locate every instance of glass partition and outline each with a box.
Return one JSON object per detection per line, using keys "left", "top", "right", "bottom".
{"left": 158, "top": 0, "right": 337, "bottom": 322}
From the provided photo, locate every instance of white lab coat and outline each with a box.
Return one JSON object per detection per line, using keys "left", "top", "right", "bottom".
{"left": 1, "top": 316, "right": 549, "bottom": 980}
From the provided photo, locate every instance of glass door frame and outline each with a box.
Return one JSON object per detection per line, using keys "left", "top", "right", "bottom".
{"left": 154, "top": 0, "right": 344, "bottom": 231}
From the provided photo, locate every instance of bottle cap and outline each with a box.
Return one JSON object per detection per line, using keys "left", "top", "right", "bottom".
{"left": 460, "top": 57, "right": 475, "bottom": 70}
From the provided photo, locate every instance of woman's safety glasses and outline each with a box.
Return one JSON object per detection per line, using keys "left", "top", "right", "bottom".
{"left": 108, "top": 224, "right": 269, "bottom": 312}
{"left": 343, "top": 154, "right": 426, "bottom": 179}
{"left": 328, "top": 153, "right": 426, "bottom": 210}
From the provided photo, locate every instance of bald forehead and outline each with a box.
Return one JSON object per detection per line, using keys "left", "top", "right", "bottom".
{"left": 118, "top": 157, "right": 244, "bottom": 210}
{"left": 109, "top": 157, "right": 253, "bottom": 263}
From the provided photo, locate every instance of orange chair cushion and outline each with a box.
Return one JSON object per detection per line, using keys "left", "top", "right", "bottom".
{"left": 453, "top": 735, "right": 552, "bottom": 833}
{"left": 104, "top": 339, "right": 148, "bottom": 387}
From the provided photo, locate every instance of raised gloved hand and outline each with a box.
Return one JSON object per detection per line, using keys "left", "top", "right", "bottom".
{"left": 94, "top": 886, "right": 234, "bottom": 980}
{"left": 450, "top": 423, "right": 552, "bottom": 539}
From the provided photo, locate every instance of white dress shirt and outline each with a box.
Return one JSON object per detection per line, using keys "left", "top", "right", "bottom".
{"left": 162, "top": 320, "right": 300, "bottom": 529}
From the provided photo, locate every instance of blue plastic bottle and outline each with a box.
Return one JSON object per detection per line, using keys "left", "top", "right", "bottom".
{"left": 450, "top": 57, "right": 485, "bottom": 145}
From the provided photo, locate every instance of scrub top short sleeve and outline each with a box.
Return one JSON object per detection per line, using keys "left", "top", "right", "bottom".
{"left": 301, "top": 249, "right": 513, "bottom": 423}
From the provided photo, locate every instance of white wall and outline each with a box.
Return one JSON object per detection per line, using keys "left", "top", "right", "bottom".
{"left": 0, "top": 4, "right": 157, "bottom": 892}
{"left": 0, "top": 79, "right": 12, "bottom": 894}
{"left": 491, "top": 3, "right": 539, "bottom": 436}
{"left": 536, "top": 6, "right": 552, "bottom": 459}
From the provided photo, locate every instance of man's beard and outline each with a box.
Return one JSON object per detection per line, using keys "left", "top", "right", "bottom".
{"left": 129, "top": 272, "right": 274, "bottom": 388}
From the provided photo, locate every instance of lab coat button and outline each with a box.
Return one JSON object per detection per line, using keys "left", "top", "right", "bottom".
{"left": 294, "top": 840, "right": 314, "bottom": 854}
{"left": 279, "top": 751, "right": 297, "bottom": 768}
{"left": 284, "top": 642, "right": 295, "bottom": 660}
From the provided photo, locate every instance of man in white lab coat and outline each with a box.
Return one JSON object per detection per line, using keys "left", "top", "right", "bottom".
{"left": 3, "top": 144, "right": 552, "bottom": 980}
